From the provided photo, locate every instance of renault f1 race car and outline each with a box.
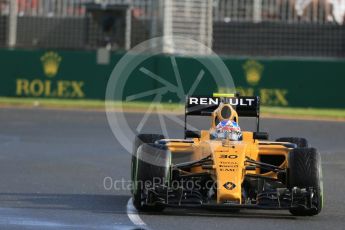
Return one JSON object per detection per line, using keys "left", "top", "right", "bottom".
{"left": 131, "top": 94, "right": 323, "bottom": 216}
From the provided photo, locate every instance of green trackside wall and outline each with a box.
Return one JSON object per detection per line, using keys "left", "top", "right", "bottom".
{"left": 1, "top": 48, "right": 345, "bottom": 108}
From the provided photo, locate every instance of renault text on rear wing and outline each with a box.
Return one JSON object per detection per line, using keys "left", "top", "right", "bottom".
{"left": 186, "top": 96, "right": 260, "bottom": 117}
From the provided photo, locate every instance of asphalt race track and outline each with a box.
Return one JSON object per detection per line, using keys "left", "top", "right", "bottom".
{"left": 0, "top": 107, "right": 344, "bottom": 230}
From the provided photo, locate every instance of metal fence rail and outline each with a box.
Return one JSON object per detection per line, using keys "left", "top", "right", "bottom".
{"left": 16, "top": 0, "right": 87, "bottom": 17}
{"left": 3, "top": 0, "right": 154, "bottom": 18}
{"left": 0, "top": 0, "right": 344, "bottom": 58}
{"left": 5, "top": 0, "right": 342, "bottom": 24}
{"left": 213, "top": 0, "right": 343, "bottom": 25}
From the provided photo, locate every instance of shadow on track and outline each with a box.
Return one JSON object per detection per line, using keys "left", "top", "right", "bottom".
{"left": 0, "top": 193, "right": 131, "bottom": 214}
{"left": 0, "top": 193, "right": 297, "bottom": 220}
{"left": 140, "top": 208, "right": 297, "bottom": 220}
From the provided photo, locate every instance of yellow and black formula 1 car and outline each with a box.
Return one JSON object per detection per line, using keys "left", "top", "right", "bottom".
{"left": 131, "top": 94, "right": 323, "bottom": 216}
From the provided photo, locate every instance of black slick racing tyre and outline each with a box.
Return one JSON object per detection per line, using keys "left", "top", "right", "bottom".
{"left": 131, "top": 134, "right": 165, "bottom": 195}
{"left": 288, "top": 148, "right": 323, "bottom": 216}
{"left": 132, "top": 143, "right": 171, "bottom": 212}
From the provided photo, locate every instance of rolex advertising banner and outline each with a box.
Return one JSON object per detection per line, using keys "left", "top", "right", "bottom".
{"left": 0, "top": 49, "right": 122, "bottom": 99}
{"left": 0, "top": 48, "right": 344, "bottom": 108}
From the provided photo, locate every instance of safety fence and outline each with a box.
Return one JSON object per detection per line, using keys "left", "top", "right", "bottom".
{"left": 214, "top": 0, "right": 344, "bottom": 24}
{"left": 0, "top": 0, "right": 344, "bottom": 57}
{"left": 2, "top": 0, "right": 342, "bottom": 23}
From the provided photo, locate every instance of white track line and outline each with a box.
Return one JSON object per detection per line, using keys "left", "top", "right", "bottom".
{"left": 126, "top": 198, "right": 147, "bottom": 227}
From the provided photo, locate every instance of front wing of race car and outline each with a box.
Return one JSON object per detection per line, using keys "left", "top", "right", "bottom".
{"left": 142, "top": 173, "right": 318, "bottom": 212}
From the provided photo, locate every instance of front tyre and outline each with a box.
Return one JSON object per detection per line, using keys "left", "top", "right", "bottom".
{"left": 288, "top": 148, "right": 323, "bottom": 216}
{"left": 132, "top": 143, "right": 171, "bottom": 212}
{"left": 131, "top": 134, "right": 165, "bottom": 195}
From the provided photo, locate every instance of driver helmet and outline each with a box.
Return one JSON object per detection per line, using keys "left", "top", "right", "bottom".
{"left": 212, "top": 119, "right": 242, "bottom": 141}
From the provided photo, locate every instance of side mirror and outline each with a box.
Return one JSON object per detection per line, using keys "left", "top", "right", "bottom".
{"left": 185, "top": 130, "right": 201, "bottom": 138}
{"left": 253, "top": 132, "right": 269, "bottom": 140}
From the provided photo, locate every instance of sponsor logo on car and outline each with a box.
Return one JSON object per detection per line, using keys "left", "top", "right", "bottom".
{"left": 188, "top": 97, "right": 256, "bottom": 106}
{"left": 223, "top": 181, "right": 236, "bottom": 190}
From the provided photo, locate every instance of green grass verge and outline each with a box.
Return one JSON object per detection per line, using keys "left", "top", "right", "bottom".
{"left": 0, "top": 97, "right": 344, "bottom": 120}
{"left": 260, "top": 106, "right": 345, "bottom": 119}
{"left": 0, "top": 97, "right": 106, "bottom": 109}
{"left": 0, "top": 97, "right": 183, "bottom": 110}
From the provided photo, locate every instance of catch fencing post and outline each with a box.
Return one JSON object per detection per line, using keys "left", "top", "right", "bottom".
{"left": 8, "top": 0, "right": 17, "bottom": 47}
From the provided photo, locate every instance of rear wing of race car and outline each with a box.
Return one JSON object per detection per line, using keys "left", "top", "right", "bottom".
{"left": 184, "top": 94, "right": 261, "bottom": 137}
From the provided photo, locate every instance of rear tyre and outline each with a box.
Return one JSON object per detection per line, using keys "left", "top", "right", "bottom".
{"left": 131, "top": 134, "right": 165, "bottom": 195}
{"left": 132, "top": 143, "right": 171, "bottom": 212}
{"left": 288, "top": 148, "right": 323, "bottom": 216}
{"left": 276, "top": 137, "right": 308, "bottom": 148}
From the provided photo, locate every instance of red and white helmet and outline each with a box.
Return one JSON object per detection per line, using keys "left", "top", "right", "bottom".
{"left": 214, "top": 119, "right": 242, "bottom": 141}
